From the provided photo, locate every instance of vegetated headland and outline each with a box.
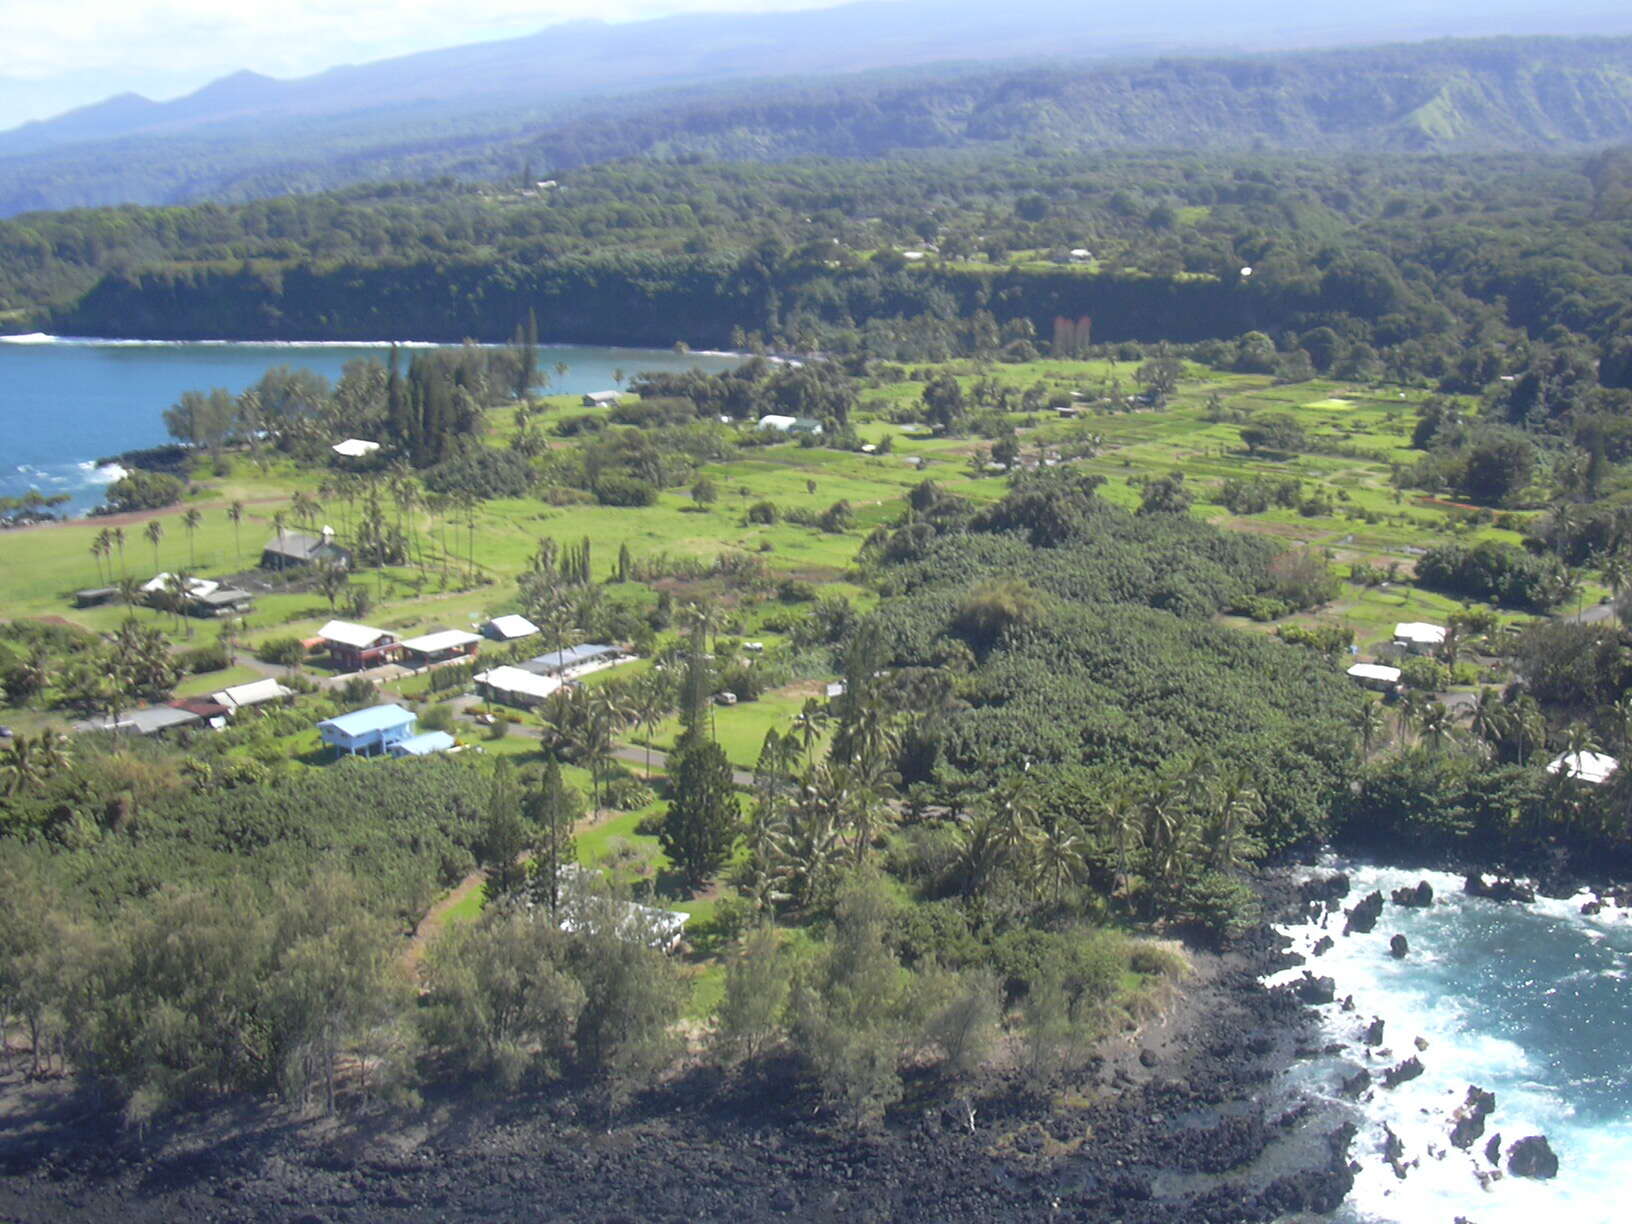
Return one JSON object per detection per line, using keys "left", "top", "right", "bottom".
{"left": 3, "top": 136, "right": 1632, "bottom": 1219}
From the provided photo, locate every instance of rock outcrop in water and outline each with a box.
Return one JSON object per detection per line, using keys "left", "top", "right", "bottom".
{"left": 1294, "top": 973, "right": 1336, "bottom": 1005}
{"left": 1449, "top": 1086, "right": 1496, "bottom": 1149}
{"left": 1389, "top": 934, "right": 1409, "bottom": 959}
{"left": 1506, "top": 1135, "right": 1559, "bottom": 1179}
{"left": 1301, "top": 873, "right": 1350, "bottom": 904}
{"left": 1391, "top": 880, "right": 1434, "bottom": 907}
{"left": 1363, "top": 1017, "right": 1385, "bottom": 1046}
{"left": 1344, "top": 891, "right": 1385, "bottom": 935}
{"left": 1381, "top": 1056, "right": 1424, "bottom": 1088}
{"left": 1464, "top": 873, "right": 1535, "bottom": 903}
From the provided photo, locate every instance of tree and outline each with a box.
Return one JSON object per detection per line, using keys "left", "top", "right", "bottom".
{"left": 1135, "top": 355, "right": 1183, "bottom": 399}
{"left": 181, "top": 507, "right": 202, "bottom": 566}
{"left": 712, "top": 926, "right": 792, "bottom": 1065}
{"left": 921, "top": 372, "right": 966, "bottom": 432}
{"left": 1240, "top": 414, "right": 1307, "bottom": 455}
{"left": 144, "top": 518, "right": 164, "bottom": 572}
{"left": 788, "top": 870, "right": 912, "bottom": 1127}
{"left": 689, "top": 476, "right": 718, "bottom": 510}
{"left": 227, "top": 500, "right": 244, "bottom": 561}
{"left": 525, "top": 761, "right": 583, "bottom": 920}
{"left": 659, "top": 737, "right": 739, "bottom": 889}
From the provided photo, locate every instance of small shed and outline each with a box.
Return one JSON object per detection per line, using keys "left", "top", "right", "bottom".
{"left": 474, "top": 665, "right": 562, "bottom": 708}
{"left": 190, "top": 587, "right": 256, "bottom": 617}
{"left": 387, "top": 730, "right": 457, "bottom": 758}
{"left": 72, "top": 587, "right": 119, "bottom": 607}
{"left": 331, "top": 438, "right": 381, "bottom": 459}
{"left": 758, "top": 414, "right": 822, "bottom": 435}
{"left": 485, "top": 614, "right": 540, "bottom": 642}
{"left": 318, "top": 619, "right": 400, "bottom": 671}
{"left": 317, "top": 704, "right": 418, "bottom": 756}
{"left": 1546, "top": 751, "right": 1619, "bottom": 786}
{"left": 1393, "top": 622, "right": 1447, "bottom": 654}
{"left": 212, "top": 678, "right": 293, "bottom": 712}
{"left": 1347, "top": 663, "right": 1402, "bottom": 692}
{"left": 583, "top": 390, "right": 622, "bottom": 407}
{"left": 399, "top": 629, "right": 482, "bottom": 666}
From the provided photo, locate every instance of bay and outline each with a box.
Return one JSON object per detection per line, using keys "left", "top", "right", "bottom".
{"left": 0, "top": 335, "right": 741, "bottom": 516}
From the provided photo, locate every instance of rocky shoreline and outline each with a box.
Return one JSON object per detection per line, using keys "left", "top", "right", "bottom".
{"left": 0, "top": 874, "right": 1354, "bottom": 1223}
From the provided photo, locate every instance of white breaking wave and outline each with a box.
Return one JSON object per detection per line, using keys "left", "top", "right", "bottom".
{"left": 1267, "top": 859, "right": 1632, "bottom": 1223}
{"left": 0, "top": 334, "right": 445, "bottom": 348}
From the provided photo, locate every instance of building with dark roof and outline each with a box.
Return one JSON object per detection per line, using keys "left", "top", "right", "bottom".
{"left": 261, "top": 528, "right": 352, "bottom": 571}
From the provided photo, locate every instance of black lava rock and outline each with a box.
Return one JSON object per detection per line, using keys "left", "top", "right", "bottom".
{"left": 1507, "top": 1135, "right": 1559, "bottom": 1179}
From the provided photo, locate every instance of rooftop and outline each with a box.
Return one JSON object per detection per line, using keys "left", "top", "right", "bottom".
{"left": 475, "top": 665, "right": 562, "bottom": 702}
{"left": 1394, "top": 622, "right": 1447, "bottom": 644}
{"left": 331, "top": 438, "right": 381, "bottom": 458}
{"left": 1546, "top": 750, "right": 1619, "bottom": 786}
{"left": 212, "top": 678, "right": 292, "bottom": 709}
{"left": 142, "top": 573, "right": 219, "bottom": 597}
{"left": 400, "top": 629, "right": 482, "bottom": 654}
{"left": 1347, "top": 663, "right": 1402, "bottom": 683}
{"left": 318, "top": 619, "right": 392, "bottom": 649}
{"left": 523, "top": 643, "right": 620, "bottom": 674}
{"left": 487, "top": 614, "right": 540, "bottom": 640}
{"left": 390, "top": 730, "right": 457, "bottom": 757}
{"left": 318, "top": 703, "right": 416, "bottom": 738}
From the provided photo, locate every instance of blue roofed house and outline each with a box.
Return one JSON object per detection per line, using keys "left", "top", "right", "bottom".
{"left": 317, "top": 704, "right": 419, "bottom": 757}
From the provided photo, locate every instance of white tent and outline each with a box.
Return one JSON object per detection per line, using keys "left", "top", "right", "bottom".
{"left": 1393, "top": 622, "right": 1447, "bottom": 650}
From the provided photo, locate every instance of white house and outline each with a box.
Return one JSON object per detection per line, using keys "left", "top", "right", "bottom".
{"left": 583, "top": 390, "right": 622, "bottom": 407}
{"left": 331, "top": 438, "right": 381, "bottom": 459}
{"left": 1347, "top": 663, "right": 1402, "bottom": 691}
{"left": 211, "top": 678, "right": 293, "bottom": 712}
{"left": 1546, "top": 751, "right": 1619, "bottom": 786}
{"left": 1393, "top": 622, "right": 1447, "bottom": 654}
{"left": 474, "top": 665, "right": 562, "bottom": 708}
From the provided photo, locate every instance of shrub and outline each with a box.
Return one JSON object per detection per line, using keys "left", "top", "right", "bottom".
{"left": 594, "top": 474, "right": 658, "bottom": 507}
{"left": 747, "top": 500, "right": 779, "bottom": 524}
{"left": 255, "top": 637, "right": 306, "bottom": 667}
{"left": 180, "top": 645, "right": 229, "bottom": 674}
{"left": 1399, "top": 656, "right": 1451, "bottom": 691}
{"left": 604, "top": 777, "right": 656, "bottom": 811}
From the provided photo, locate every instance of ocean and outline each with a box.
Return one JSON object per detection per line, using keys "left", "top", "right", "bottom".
{"left": 1266, "top": 859, "right": 1632, "bottom": 1222}
{"left": 0, "top": 335, "right": 741, "bottom": 516}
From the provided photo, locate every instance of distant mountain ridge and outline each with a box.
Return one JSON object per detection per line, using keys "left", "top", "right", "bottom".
{"left": 2, "top": 27, "right": 1632, "bottom": 217}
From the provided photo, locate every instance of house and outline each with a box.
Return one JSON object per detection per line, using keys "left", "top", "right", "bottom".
{"left": 72, "top": 586, "right": 119, "bottom": 608}
{"left": 330, "top": 438, "right": 381, "bottom": 459}
{"left": 1347, "top": 663, "right": 1402, "bottom": 692}
{"left": 318, "top": 619, "right": 401, "bottom": 671}
{"left": 261, "top": 527, "right": 351, "bottom": 571}
{"left": 399, "top": 629, "right": 482, "bottom": 667}
{"left": 758, "top": 414, "right": 823, "bottom": 436}
{"left": 554, "top": 867, "right": 689, "bottom": 952}
{"left": 387, "top": 730, "right": 457, "bottom": 758}
{"left": 583, "top": 390, "right": 622, "bottom": 407}
{"left": 211, "top": 678, "right": 293, "bottom": 712}
{"left": 170, "top": 696, "right": 231, "bottom": 726}
{"left": 76, "top": 705, "right": 202, "bottom": 736}
{"left": 485, "top": 614, "right": 540, "bottom": 642}
{"left": 520, "top": 643, "right": 625, "bottom": 679}
{"left": 317, "top": 703, "right": 419, "bottom": 756}
{"left": 1393, "top": 622, "right": 1447, "bottom": 654}
{"left": 474, "top": 664, "right": 562, "bottom": 708}
{"left": 825, "top": 681, "right": 847, "bottom": 700}
{"left": 186, "top": 586, "right": 256, "bottom": 617}
{"left": 142, "top": 573, "right": 219, "bottom": 601}
{"left": 1546, "top": 751, "right": 1619, "bottom": 786}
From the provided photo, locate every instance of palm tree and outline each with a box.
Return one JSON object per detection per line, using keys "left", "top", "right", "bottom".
{"left": 227, "top": 500, "right": 244, "bottom": 561}
{"left": 1353, "top": 700, "right": 1387, "bottom": 759}
{"left": 1468, "top": 688, "right": 1504, "bottom": 755}
{"left": 1415, "top": 700, "right": 1455, "bottom": 754}
{"left": 1, "top": 735, "right": 44, "bottom": 797}
{"left": 1096, "top": 782, "right": 1143, "bottom": 897}
{"left": 116, "top": 575, "right": 143, "bottom": 618}
{"left": 144, "top": 518, "right": 164, "bottom": 573}
{"left": 89, "top": 533, "right": 108, "bottom": 583}
{"left": 631, "top": 676, "right": 671, "bottom": 780}
{"left": 1033, "top": 817, "right": 1087, "bottom": 905}
{"left": 112, "top": 527, "right": 126, "bottom": 576}
{"left": 1603, "top": 551, "right": 1629, "bottom": 604}
{"left": 1206, "top": 765, "right": 1262, "bottom": 872}
{"left": 791, "top": 697, "right": 829, "bottom": 763}
{"left": 182, "top": 507, "right": 203, "bottom": 566}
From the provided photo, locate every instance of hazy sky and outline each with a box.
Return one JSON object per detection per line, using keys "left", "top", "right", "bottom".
{"left": 0, "top": 0, "right": 827, "bottom": 128}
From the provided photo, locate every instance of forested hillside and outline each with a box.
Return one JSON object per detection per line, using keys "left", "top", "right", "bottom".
{"left": 4, "top": 36, "right": 1632, "bottom": 216}
{"left": 6, "top": 147, "right": 1632, "bottom": 389}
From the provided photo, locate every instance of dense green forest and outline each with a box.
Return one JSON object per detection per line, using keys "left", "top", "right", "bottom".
{"left": 5, "top": 36, "right": 1632, "bottom": 215}
{"left": 4, "top": 147, "right": 1632, "bottom": 388}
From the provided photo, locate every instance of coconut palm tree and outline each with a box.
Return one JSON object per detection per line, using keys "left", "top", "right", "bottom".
{"left": 791, "top": 697, "right": 829, "bottom": 763}
{"left": 1096, "top": 781, "right": 1143, "bottom": 897}
{"left": 630, "top": 675, "right": 671, "bottom": 780}
{"left": 112, "top": 527, "right": 126, "bottom": 576}
{"left": 227, "top": 500, "right": 244, "bottom": 561}
{"left": 144, "top": 518, "right": 164, "bottom": 573}
{"left": 1206, "top": 765, "right": 1262, "bottom": 872}
{"left": 1033, "top": 816, "right": 1087, "bottom": 905}
{"left": 1467, "top": 688, "right": 1505, "bottom": 755}
{"left": 1353, "top": 700, "right": 1387, "bottom": 760}
{"left": 1415, "top": 700, "right": 1456, "bottom": 754}
{"left": 181, "top": 507, "right": 203, "bottom": 566}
